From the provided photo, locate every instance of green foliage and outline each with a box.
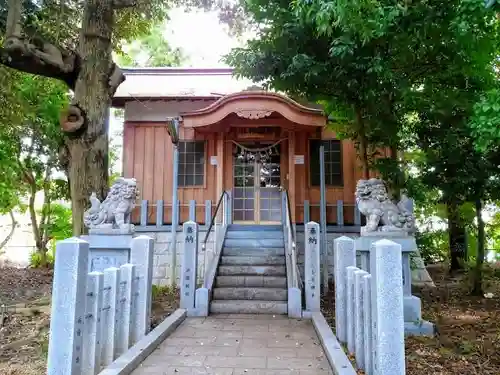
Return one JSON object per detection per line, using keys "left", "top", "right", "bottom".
{"left": 0, "top": 1, "right": 171, "bottom": 52}
{"left": 469, "top": 88, "right": 500, "bottom": 152}
{"left": 227, "top": 0, "right": 500, "bottom": 281}
{"left": 415, "top": 229, "right": 449, "bottom": 264}
{"left": 293, "top": 0, "right": 405, "bottom": 43}
{"left": 113, "top": 1, "right": 170, "bottom": 53}
{"left": 0, "top": 68, "right": 26, "bottom": 214}
{"left": 0, "top": 71, "right": 70, "bottom": 259}
{"left": 226, "top": 0, "right": 500, "bottom": 188}
{"left": 30, "top": 250, "right": 54, "bottom": 268}
{"left": 45, "top": 203, "right": 73, "bottom": 260}
{"left": 28, "top": 203, "right": 72, "bottom": 268}
{"left": 43, "top": 203, "right": 73, "bottom": 241}
{"left": 115, "top": 22, "right": 185, "bottom": 67}
{"left": 151, "top": 284, "right": 178, "bottom": 301}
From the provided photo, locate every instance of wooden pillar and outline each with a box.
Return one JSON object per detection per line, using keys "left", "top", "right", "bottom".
{"left": 216, "top": 133, "right": 225, "bottom": 222}
{"left": 288, "top": 132, "right": 296, "bottom": 222}
{"left": 320, "top": 144, "right": 328, "bottom": 293}
{"left": 170, "top": 118, "right": 180, "bottom": 288}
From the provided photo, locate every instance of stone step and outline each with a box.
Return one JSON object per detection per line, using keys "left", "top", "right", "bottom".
{"left": 213, "top": 287, "right": 287, "bottom": 301}
{"left": 224, "top": 238, "right": 284, "bottom": 248}
{"left": 210, "top": 300, "right": 288, "bottom": 315}
{"left": 228, "top": 224, "right": 282, "bottom": 232}
{"left": 217, "top": 265, "right": 286, "bottom": 277}
{"left": 222, "top": 248, "right": 285, "bottom": 257}
{"left": 215, "top": 276, "right": 287, "bottom": 288}
{"left": 220, "top": 256, "right": 285, "bottom": 266}
{"left": 226, "top": 231, "right": 284, "bottom": 239}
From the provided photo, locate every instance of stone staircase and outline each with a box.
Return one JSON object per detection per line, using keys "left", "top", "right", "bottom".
{"left": 210, "top": 225, "right": 288, "bottom": 314}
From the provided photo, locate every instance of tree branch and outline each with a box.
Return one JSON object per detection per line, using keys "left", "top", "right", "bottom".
{"left": 6, "top": 0, "right": 22, "bottom": 38}
{"left": 40, "top": 161, "right": 53, "bottom": 249}
{"left": 28, "top": 175, "right": 41, "bottom": 252}
{"left": 0, "top": 211, "right": 17, "bottom": 252}
{"left": 0, "top": 0, "right": 80, "bottom": 88}
{"left": 0, "top": 42, "right": 80, "bottom": 89}
{"left": 112, "top": 0, "right": 138, "bottom": 8}
{"left": 108, "top": 63, "right": 126, "bottom": 96}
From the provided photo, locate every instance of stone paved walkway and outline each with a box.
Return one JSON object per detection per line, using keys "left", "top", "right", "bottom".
{"left": 132, "top": 314, "right": 333, "bottom": 375}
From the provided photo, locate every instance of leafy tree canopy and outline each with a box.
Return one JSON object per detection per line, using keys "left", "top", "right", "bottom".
{"left": 0, "top": 0, "right": 170, "bottom": 51}
{"left": 115, "top": 22, "right": 186, "bottom": 67}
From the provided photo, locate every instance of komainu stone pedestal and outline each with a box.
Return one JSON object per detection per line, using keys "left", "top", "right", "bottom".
{"left": 81, "top": 230, "right": 134, "bottom": 273}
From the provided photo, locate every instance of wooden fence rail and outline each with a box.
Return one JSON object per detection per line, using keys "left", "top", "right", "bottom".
{"left": 131, "top": 199, "right": 363, "bottom": 228}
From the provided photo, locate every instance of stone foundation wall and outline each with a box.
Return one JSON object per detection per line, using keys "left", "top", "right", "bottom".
{"left": 296, "top": 232, "right": 360, "bottom": 284}
{"left": 137, "top": 230, "right": 214, "bottom": 287}
{"left": 139, "top": 230, "right": 359, "bottom": 287}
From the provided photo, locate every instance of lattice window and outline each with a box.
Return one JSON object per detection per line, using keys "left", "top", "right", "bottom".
{"left": 178, "top": 141, "right": 205, "bottom": 187}
{"left": 310, "top": 140, "right": 343, "bottom": 186}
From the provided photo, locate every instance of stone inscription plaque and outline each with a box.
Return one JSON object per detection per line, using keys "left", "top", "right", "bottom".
{"left": 89, "top": 250, "right": 129, "bottom": 273}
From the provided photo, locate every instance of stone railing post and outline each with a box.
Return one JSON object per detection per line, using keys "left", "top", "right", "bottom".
{"left": 47, "top": 238, "right": 89, "bottom": 375}
{"left": 130, "top": 235, "right": 154, "bottom": 342}
{"left": 346, "top": 266, "right": 358, "bottom": 354}
{"left": 333, "top": 236, "right": 356, "bottom": 343}
{"left": 371, "top": 239, "right": 405, "bottom": 375}
{"left": 115, "top": 264, "right": 135, "bottom": 356}
{"left": 362, "top": 274, "right": 373, "bottom": 375}
{"left": 354, "top": 269, "right": 368, "bottom": 371}
{"left": 305, "top": 221, "right": 320, "bottom": 312}
{"left": 181, "top": 221, "right": 198, "bottom": 311}
{"left": 82, "top": 271, "right": 104, "bottom": 375}
{"left": 101, "top": 267, "right": 120, "bottom": 366}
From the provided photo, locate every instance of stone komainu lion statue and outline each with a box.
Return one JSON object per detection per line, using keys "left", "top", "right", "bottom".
{"left": 83, "top": 177, "right": 138, "bottom": 229}
{"left": 355, "top": 178, "right": 415, "bottom": 235}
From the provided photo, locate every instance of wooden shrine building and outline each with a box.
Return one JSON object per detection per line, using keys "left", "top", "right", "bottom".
{"left": 112, "top": 67, "right": 368, "bottom": 230}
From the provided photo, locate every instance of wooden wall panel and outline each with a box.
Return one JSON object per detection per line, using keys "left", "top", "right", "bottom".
{"left": 153, "top": 127, "right": 166, "bottom": 201}
{"left": 123, "top": 121, "right": 218, "bottom": 223}
{"left": 291, "top": 133, "right": 360, "bottom": 223}
{"left": 293, "top": 131, "right": 307, "bottom": 205}
{"left": 133, "top": 126, "right": 146, "bottom": 193}
{"left": 123, "top": 124, "right": 135, "bottom": 177}
{"left": 162, "top": 126, "right": 174, "bottom": 204}
{"left": 142, "top": 127, "right": 155, "bottom": 200}
{"left": 342, "top": 140, "right": 356, "bottom": 202}
{"left": 121, "top": 116, "right": 388, "bottom": 225}
{"left": 224, "top": 140, "right": 233, "bottom": 191}
{"left": 280, "top": 139, "right": 288, "bottom": 190}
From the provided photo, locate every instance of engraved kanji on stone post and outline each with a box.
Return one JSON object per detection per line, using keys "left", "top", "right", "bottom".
{"left": 305, "top": 221, "right": 320, "bottom": 311}
{"left": 180, "top": 221, "right": 198, "bottom": 310}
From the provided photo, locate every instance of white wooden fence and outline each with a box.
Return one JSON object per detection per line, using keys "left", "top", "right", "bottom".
{"left": 46, "top": 235, "right": 154, "bottom": 375}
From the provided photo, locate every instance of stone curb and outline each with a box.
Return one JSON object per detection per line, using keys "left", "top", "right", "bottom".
{"left": 98, "top": 309, "right": 187, "bottom": 375}
{"left": 311, "top": 312, "right": 357, "bottom": 375}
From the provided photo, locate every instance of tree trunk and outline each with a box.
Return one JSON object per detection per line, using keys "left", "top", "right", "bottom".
{"left": 471, "top": 198, "right": 485, "bottom": 296}
{"left": 2, "top": 1, "right": 131, "bottom": 237}
{"left": 27, "top": 179, "right": 49, "bottom": 267}
{"left": 0, "top": 210, "right": 17, "bottom": 252}
{"left": 447, "top": 200, "right": 467, "bottom": 272}
{"left": 389, "top": 144, "right": 402, "bottom": 201}
{"left": 65, "top": 0, "right": 117, "bottom": 235}
{"left": 355, "top": 109, "right": 370, "bottom": 179}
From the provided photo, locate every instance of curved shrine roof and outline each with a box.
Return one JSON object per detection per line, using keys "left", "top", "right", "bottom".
{"left": 181, "top": 90, "right": 326, "bottom": 128}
